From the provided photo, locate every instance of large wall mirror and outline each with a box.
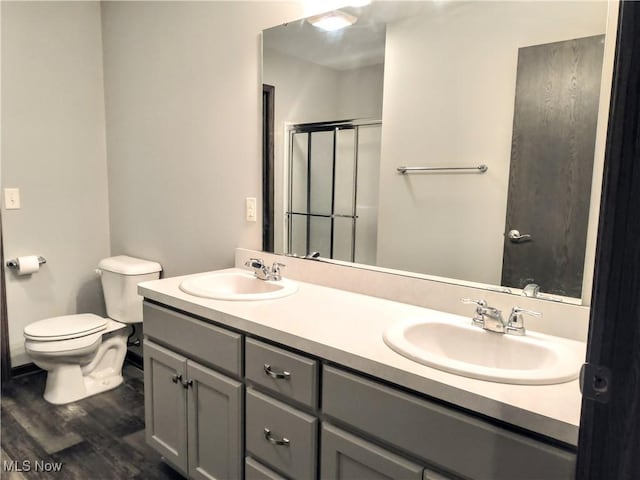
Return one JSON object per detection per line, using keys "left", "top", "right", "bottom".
{"left": 262, "top": 1, "right": 614, "bottom": 304}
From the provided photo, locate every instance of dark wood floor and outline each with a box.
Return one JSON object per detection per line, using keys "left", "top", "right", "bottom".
{"left": 1, "top": 364, "right": 184, "bottom": 480}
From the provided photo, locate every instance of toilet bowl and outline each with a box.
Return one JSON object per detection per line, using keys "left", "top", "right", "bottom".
{"left": 25, "top": 315, "right": 128, "bottom": 404}
{"left": 23, "top": 255, "right": 162, "bottom": 404}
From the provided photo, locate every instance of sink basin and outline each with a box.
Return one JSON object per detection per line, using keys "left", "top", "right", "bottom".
{"left": 179, "top": 270, "right": 298, "bottom": 301}
{"left": 383, "top": 317, "right": 585, "bottom": 385}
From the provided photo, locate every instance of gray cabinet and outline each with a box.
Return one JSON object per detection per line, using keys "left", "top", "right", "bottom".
{"left": 245, "top": 338, "right": 318, "bottom": 408}
{"left": 321, "top": 423, "right": 425, "bottom": 480}
{"left": 245, "top": 457, "right": 287, "bottom": 480}
{"left": 144, "top": 340, "right": 243, "bottom": 479}
{"left": 323, "top": 365, "right": 575, "bottom": 480}
{"left": 142, "top": 300, "right": 576, "bottom": 480}
{"left": 144, "top": 340, "right": 189, "bottom": 475}
{"left": 246, "top": 388, "right": 317, "bottom": 480}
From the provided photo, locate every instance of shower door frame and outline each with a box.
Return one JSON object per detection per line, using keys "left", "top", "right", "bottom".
{"left": 286, "top": 119, "right": 381, "bottom": 261}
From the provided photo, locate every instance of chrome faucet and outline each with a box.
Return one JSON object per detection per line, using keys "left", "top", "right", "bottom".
{"left": 522, "top": 283, "right": 540, "bottom": 297}
{"left": 461, "top": 299, "right": 506, "bottom": 333}
{"left": 244, "top": 258, "right": 285, "bottom": 281}
{"left": 522, "top": 283, "right": 563, "bottom": 302}
{"left": 462, "top": 299, "right": 542, "bottom": 336}
{"left": 505, "top": 307, "right": 542, "bottom": 336}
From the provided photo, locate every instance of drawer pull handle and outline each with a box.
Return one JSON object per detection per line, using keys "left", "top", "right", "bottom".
{"left": 171, "top": 374, "right": 182, "bottom": 384}
{"left": 263, "top": 428, "right": 290, "bottom": 447}
{"left": 264, "top": 364, "right": 291, "bottom": 380}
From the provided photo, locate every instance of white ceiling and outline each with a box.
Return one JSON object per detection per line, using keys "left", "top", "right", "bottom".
{"left": 263, "top": 2, "right": 446, "bottom": 71}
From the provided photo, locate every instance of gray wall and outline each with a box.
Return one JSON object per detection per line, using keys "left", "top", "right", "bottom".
{"left": 2, "top": 0, "right": 303, "bottom": 366}
{"left": 1, "top": 1, "right": 111, "bottom": 366}
{"left": 101, "top": 1, "right": 302, "bottom": 278}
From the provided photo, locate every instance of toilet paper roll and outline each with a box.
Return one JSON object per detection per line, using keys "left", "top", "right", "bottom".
{"left": 17, "top": 255, "right": 40, "bottom": 275}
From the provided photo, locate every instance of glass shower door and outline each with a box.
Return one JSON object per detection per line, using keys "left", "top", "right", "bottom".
{"left": 287, "top": 120, "right": 381, "bottom": 263}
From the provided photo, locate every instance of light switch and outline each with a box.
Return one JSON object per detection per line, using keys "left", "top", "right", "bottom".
{"left": 4, "top": 188, "right": 20, "bottom": 210}
{"left": 246, "top": 197, "right": 257, "bottom": 222}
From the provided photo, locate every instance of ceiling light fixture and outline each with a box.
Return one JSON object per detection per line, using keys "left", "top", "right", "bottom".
{"left": 307, "top": 10, "right": 358, "bottom": 32}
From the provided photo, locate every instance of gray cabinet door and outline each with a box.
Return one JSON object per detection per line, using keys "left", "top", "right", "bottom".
{"left": 321, "top": 423, "right": 424, "bottom": 480}
{"left": 187, "top": 360, "right": 243, "bottom": 480}
{"left": 144, "top": 340, "right": 188, "bottom": 476}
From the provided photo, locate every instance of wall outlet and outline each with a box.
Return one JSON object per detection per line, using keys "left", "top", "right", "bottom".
{"left": 4, "top": 188, "right": 20, "bottom": 210}
{"left": 246, "top": 197, "right": 257, "bottom": 222}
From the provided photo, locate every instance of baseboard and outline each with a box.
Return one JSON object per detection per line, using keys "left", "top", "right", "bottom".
{"left": 10, "top": 362, "right": 43, "bottom": 378}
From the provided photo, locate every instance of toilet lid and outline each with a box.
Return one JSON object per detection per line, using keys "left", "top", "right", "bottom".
{"left": 24, "top": 314, "right": 108, "bottom": 341}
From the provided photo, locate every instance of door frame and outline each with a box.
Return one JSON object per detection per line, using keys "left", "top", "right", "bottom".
{"left": 576, "top": 1, "right": 640, "bottom": 478}
{"left": 262, "top": 84, "right": 275, "bottom": 253}
{"left": 0, "top": 214, "right": 10, "bottom": 383}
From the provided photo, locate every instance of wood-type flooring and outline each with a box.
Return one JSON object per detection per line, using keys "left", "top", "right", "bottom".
{"left": 1, "top": 364, "right": 183, "bottom": 480}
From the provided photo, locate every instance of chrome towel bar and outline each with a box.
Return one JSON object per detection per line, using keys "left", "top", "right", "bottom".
{"left": 397, "top": 164, "right": 488, "bottom": 174}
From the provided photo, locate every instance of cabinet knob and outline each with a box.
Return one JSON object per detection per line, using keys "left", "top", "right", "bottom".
{"left": 263, "top": 427, "right": 290, "bottom": 447}
{"left": 182, "top": 379, "right": 193, "bottom": 389}
{"left": 171, "top": 374, "right": 182, "bottom": 384}
{"left": 263, "top": 364, "right": 291, "bottom": 380}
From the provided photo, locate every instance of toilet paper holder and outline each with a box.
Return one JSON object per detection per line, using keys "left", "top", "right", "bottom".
{"left": 6, "top": 256, "right": 47, "bottom": 269}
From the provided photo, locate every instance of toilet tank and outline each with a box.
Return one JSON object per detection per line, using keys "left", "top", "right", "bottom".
{"left": 97, "top": 255, "right": 162, "bottom": 324}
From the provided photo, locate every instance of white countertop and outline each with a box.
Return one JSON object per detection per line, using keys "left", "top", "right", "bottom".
{"left": 139, "top": 268, "right": 583, "bottom": 446}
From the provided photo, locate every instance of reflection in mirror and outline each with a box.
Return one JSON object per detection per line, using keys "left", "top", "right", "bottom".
{"left": 262, "top": 1, "right": 611, "bottom": 303}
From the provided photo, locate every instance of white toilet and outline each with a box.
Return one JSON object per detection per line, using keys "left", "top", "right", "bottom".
{"left": 23, "top": 255, "right": 162, "bottom": 404}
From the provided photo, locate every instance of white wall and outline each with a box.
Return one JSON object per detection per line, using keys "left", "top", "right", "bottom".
{"left": 337, "top": 63, "right": 384, "bottom": 120}
{"left": 101, "top": 1, "right": 303, "bottom": 278}
{"left": 1, "top": 1, "right": 111, "bottom": 366}
{"left": 377, "top": 1, "right": 607, "bottom": 285}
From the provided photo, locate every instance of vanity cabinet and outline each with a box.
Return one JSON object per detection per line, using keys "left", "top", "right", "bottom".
{"left": 143, "top": 303, "right": 244, "bottom": 480}
{"left": 142, "top": 300, "right": 575, "bottom": 480}
{"left": 323, "top": 365, "right": 575, "bottom": 480}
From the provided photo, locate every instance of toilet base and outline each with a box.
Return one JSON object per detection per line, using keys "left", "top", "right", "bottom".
{"left": 43, "top": 365, "right": 124, "bottom": 405}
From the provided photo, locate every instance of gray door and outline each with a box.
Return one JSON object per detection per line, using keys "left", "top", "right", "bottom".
{"left": 320, "top": 423, "right": 424, "bottom": 480}
{"left": 501, "top": 35, "right": 605, "bottom": 297}
{"left": 187, "top": 360, "right": 243, "bottom": 480}
{"left": 143, "top": 340, "right": 188, "bottom": 476}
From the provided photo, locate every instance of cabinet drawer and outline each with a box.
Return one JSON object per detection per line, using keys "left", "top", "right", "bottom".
{"left": 323, "top": 366, "right": 575, "bottom": 480}
{"left": 246, "top": 388, "right": 317, "bottom": 480}
{"left": 245, "top": 338, "right": 318, "bottom": 408}
{"left": 143, "top": 302, "right": 242, "bottom": 376}
{"left": 321, "top": 423, "right": 424, "bottom": 480}
{"left": 245, "top": 457, "right": 287, "bottom": 480}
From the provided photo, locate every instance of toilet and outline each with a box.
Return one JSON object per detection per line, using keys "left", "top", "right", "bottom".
{"left": 23, "top": 255, "right": 162, "bottom": 404}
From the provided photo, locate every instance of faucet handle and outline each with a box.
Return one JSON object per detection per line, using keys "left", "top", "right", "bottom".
{"left": 271, "top": 262, "right": 285, "bottom": 279}
{"left": 244, "top": 257, "right": 264, "bottom": 268}
{"left": 512, "top": 306, "right": 542, "bottom": 317}
{"left": 461, "top": 299, "right": 487, "bottom": 327}
{"left": 506, "top": 307, "right": 542, "bottom": 335}
{"left": 522, "top": 283, "right": 540, "bottom": 297}
{"left": 461, "top": 298, "right": 487, "bottom": 307}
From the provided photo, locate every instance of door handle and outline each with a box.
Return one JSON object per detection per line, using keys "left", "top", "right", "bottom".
{"left": 507, "top": 229, "right": 532, "bottom": 243}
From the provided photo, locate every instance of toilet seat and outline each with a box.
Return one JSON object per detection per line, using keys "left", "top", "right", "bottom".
{"left": 25, "top": 332, "right": 103, "bottom": 355}
{"left": 24, "top": 314, "right": 108, "bottom": 342}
